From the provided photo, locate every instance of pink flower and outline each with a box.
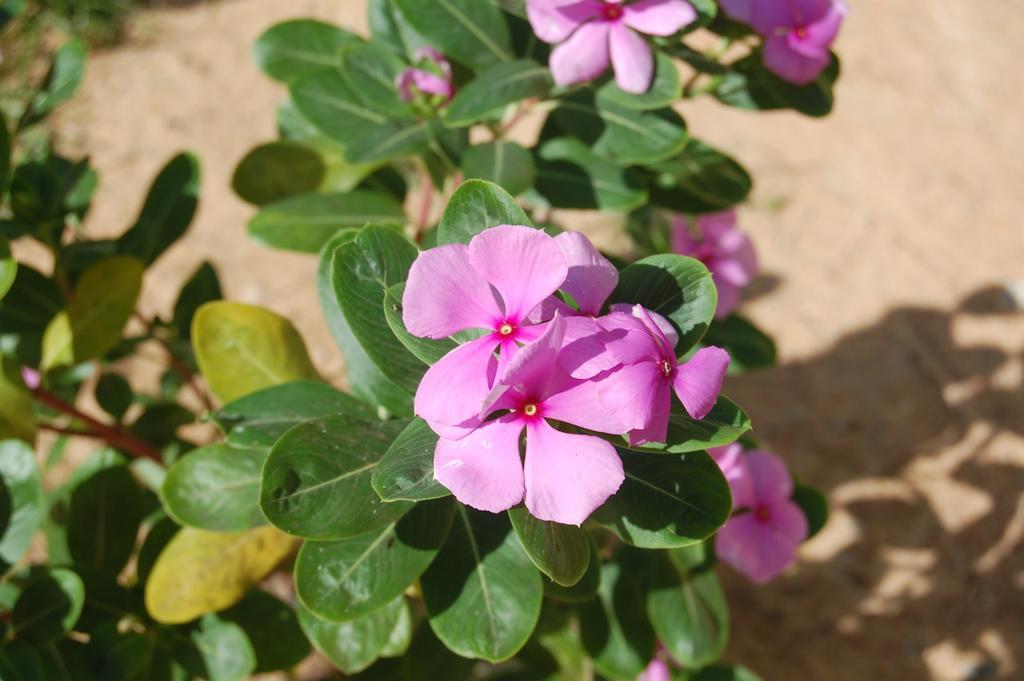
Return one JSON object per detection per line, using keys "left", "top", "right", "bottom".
{"left": 403, "top": 225, "right": 568, "bottom": 437}
{"left": 20, "top": 366, "right": 41, "bottom": 391}
{"left": 713, "top": 450, "right": 808, "bottom": 583}
{"left": 720, "top": 0, "right": 847, "bottom": 84}
{"left": 527, "top": 0, "right": 697, "bottom": 94}
{"left": 671, "top": 210, "right": 758, "bottom": 320}
{"left": 395, "top": 47, "right": 455, "bottom": 104}
{"left": 638, "top": 657, "right": 671, "bottom": 681}
{"left": 596, "top": 305, "right": 729, "bottom": 445}
{"left": 434, "top": 315, "right": 627, "bottom": 525}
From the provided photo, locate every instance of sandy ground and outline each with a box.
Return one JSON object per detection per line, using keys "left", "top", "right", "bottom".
{"left": 40, "top": 0, "right": 1024, "bottom": 679}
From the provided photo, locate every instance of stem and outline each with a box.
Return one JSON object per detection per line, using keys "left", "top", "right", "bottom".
{"left": 498, "top": 98, "right": 537, "bottom": 138}
{"left": 135, "top": 312, "right": 215, "bottom": 411}
{"left": 31, "top": 387, "right": 163, "bottom": 462}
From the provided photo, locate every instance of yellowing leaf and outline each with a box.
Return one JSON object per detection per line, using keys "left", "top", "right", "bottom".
{"left": 0, "top": 358, "right": 36, "bottom": 443}
{"left": 192, "top": 301, "right": 319, "bottom": 404}
{"left": 144, "top": 525, "right": 297, "bottom": 625}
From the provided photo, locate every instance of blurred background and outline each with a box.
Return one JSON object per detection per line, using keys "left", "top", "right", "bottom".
{"left": 6, "top": 0, "right": 1023, "bottom": 679}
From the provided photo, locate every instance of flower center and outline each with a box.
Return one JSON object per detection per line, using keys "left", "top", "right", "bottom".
{"left": 754, "top": 504, "right": 772, "bottom": 522}
{"left": 522, "top": 403, "right": 538, "bottom": 417}
{"left": 793, "top": 26, "right": 809, "bottom": 39}
{"left": 659, "top": 358, "right": 674, "bottom": 378}
{"left": 601, "top": 2, "right": 623, "bottom": 20}
{"left": 498, "top": 322, "right": 514, "bottom": 336}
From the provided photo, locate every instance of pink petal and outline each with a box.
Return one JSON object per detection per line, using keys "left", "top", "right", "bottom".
{"left": 769, "top": 497, "right": 810, "bottom": 545}
{"left": 526, "top": 0, "right": 604, "bottom": 43}
{"left": 752, "top": 0, "right": 832, "bottom": 32}
{"left": 496, "top": 313, "right": 565, "bottom": 398}
{"left": 608, "top": 304, "right": 680, "bottom": 349}
{"left": 622, "top": 0, "right": 697, "bottom": 36}
{"left": 696, "top": 209, "right": 738, "bottom": 241}
{"left": 804, "top": 0, "right": 847, "bottom": 47}
{"left": 554, "top": 231, "right": 618, "bottom": 315}
{"left": 711, "top": 242, "right": 757, "bottom": 287}
{"left": 550, "top": 21, "right": 611, "bottom": 87}
{"left": 632, "top": 304, "right": 675, "bottom": 356}
{"left": 708, "top": 443, "right": 755, "bottom": 509}
{"left": 409, "top": 69, "right": 453, "bottom": 99}
{"left": 763, "top": 36, "right": 831, "bottom": 84}
{"left": 672, "top": 346, "right": 729, "bottom": 420}
{"left": 403, "top": 244, "right": 501, "bottom": 339}
{"left": 543, "top": 372, "right": 630, "bottom": 434}
{"left": 670, "top": 214, "right": 698, "bottom": 255}
{"left": 716, "top": 513, "right": 799, "bottom": 583}
{"left": 468, "top": 225, "right": 568, "bottom": 324}
{"left": 415, "top": 337, "right": 499, "bottom": 430}
{"left": 523, "top": 419, "right": 624, "bottom": 525}
{"left": 638, "top": 657, "right": 672, "bottom": 681}
{"left": 718, "top": 0, "right": 752, "bottom": 24}
{"left": 595, "top": 361, "right": 665, "bottom": 431}
{"left": 560, "top": 315, "right": 620, "bottom": 379}
{"left": 434, "top": 416, "right": 526, "bottom": 513}
{"left": 745, "top": 451, "right": 796, "bottom": 503}
{"left": 625, "top": 387, "right": 670, "bottom": 445}
{"left": 609, "top": 24, "right": 653, "bottom": 94}
{"left": 712, "top": 277, "right": 741, "bottom": 320}
{"left": 600, "top": 310, "right": 661, "bottom": 366}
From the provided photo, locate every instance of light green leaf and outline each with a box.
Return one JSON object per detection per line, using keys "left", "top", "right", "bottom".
{"left": 253, "top": 19, "right": 359, "bottom": 83}
{"left": 437, "top": 179, "right": 531, "bottom": 245}
{"left": 371, "top": 417, "right": 450, "bottom": 503}
{"left": 462, "top": 141, "right": 535, "bottom": 197}
{"left": 394, "top": 0, "right": 513, "bottom": 69}
{"left": 299, "top": 597, "right": 405, "bottom": 674}
{"left": 219, "top": 590, "right": 310, "bottom": 673}
{"left": 0, "top": 239, "right": 15, "bottom": 301}
{"left": 0, "top": 439, "right": 44, "bottom": 571}
{"left": 191, "top": 614, "right": 257, "bottom": 681}
{"left": 21, "top": 40, "right": 86, "bottom": 129}
{"left": 162, "top": 444, "right": 266, "bottom": 531}
{"left": 117, "top": 152, "right": 201, "bottom": 265}
{"left": 444, "top": 60, "right": 552, "bottom": 126}
{"left": 382, "top": 282, "right": 458, "bottom": 367}
{"left": 0, "top": 360, "right": 37, "bottom": 444}
{"left": 508, "top": 507, "right": 589, "bottom": 587}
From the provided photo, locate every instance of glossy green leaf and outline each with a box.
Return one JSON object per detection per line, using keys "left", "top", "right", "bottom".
{"left": 11, "top": 569, "right": 84, "bottom": 644}
{"left": 331, "top": 225, "right": 423, "bottom": 392}
{"left": 0, "top": 361, "right": 36, "bottom": 444}
{"left": 508, "top": 507, "right": 589, "bottom": 587}
{"left": 793, "top": 484, "right": 829, "bottom": 540}
{"left": 0, "top": 240, "right": 15, "bottom": 302}
{"left": 219, "top": 590, "right": 310, "bottom": 673}
{"left": 253, "top": 19, "right": 359, "bottom": 83}
{"left": 371, "top": 417, "right": 450, "bottom": 502}
{"left": 702, "top": 314, "right": 777, "bottom": 372}
{"left": 591, "top": 449, "right": 731, "bottom": 549}
{"left": 637, "top": 398, "right": 751, "bottom": 454}
{"left": 20, "top": 39, "right": 86, "bottom": 129}
{"left": 117, "top": 152, "right": 201, "bottom": 265}
{"left": 212, "top": 380, "right": 377, "bottom": 449}
{"left": 595, "top": 52, "right": 681, "bottom": 110}
{"left": 162, "top": 444, "right": 266, "bottom": 532}
{"left": 232, "top": 141, "right": 326, "bottom": 205}
{"left": 340, "top": 42, "right": 410, "bottom": 117}
{"left": 261, "top": 415, "right": 410, "bottom": 539}
{"left": 609, "top": 254, "right": 717, "bottom": 354}
{"left": 535, "top": 137, "right": 647, "bottom": 212}
{"left": 553, "top": 93, "right": 687, "bottom": 165}
{"left": 579, "top": 559, "right": 654, "bottom": 681}
{"left": 382, "top": 282, "right": 458, "bottom": 367}
{"left": 445, "top": 60, "right": 552, "bottom": 126}
{"left": 462, "top": 141, "right": 535, "bottom": 197}
{"left": 249, "top": 191, "right": 405, "bottom": 254}
{"left": 394, "top": 0, "right": 513, "bottom": 69}
{"left": 172, "top": 261, "right": 222, "bottom": 340}
{"left": 299, "top": 597, "right": 404, "bottom": 673}
{"left": 368, "top": 0, "right": 432, "bottom": 61}
{"left": 192, "top": 301, "right": 319, "bottom": 404}
{"left": 41, "top": 256, "right": 143, "bottom": 369}
{"left": 94, "top": 372, "right": 132, "bottom": 420}
{"left": 191, "top": 613, "right": 257, "bottom": 681}
{"left": 437, "top": 179, "right": 531, "bottom": 245}
{"left": 295, "top": 498, "right": 453, "bottom": 621}
{"left": 380, "top": 599, "right": 413, "bottom": 657}
{"left": 647, "top": 549, "right": 728, "bottom": 668}
{"left": 0, "top": 439, "right": 44, "bottom": 571}
{"left": 543, "top": 535, "right": 601, "bottom": 603}
{"left": 421, "top": 506, "right": 542, "bottom": 662}
{"left": 67, "top": 465, "right": 143, "bottom": 574}
{"left": 715, "top": 52, "right": 839, "bottom": 118}
{"left": 648, "top": 140, "right": 752, "bottom": 214}
{"left": 318, "top": 232, "right": 413, "bottom": 415}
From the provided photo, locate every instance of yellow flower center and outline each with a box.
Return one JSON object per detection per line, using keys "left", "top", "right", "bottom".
{"left": 499, "top": 323, "right": 514, "bottom": 336}
{"left": 523, "top": 403, "right": 538, "bottom": 417}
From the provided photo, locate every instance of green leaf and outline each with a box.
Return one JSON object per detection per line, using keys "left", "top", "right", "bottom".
{"left": 595, "top": 52, "right": 681, "bottom": 110}
{"left": 0, "top": 361, "right": 36, "bottom": 444}
{"left": 0, "top": 640, "right": 44, "bottom": 680}
{"left": 219, "top": 590, "right": 310, "bottom": 673}
{"left": 400, "top": 621, "right": 474, "bottom": 681}
{"left": 212, "top": 380, "right": 377, "bottom": 449}
{"left": 295, "top": 498, "right": 453, "bottom": 621}
{"left": 579, "top": 559, "right": 654, "bottom": 681}
{"left": 535, "top": 137, "right": 647, "bottom": 212}
{"left": 260, "top": 415, "right": 411, "bottom": 539}
{"left": 715, "top": 52, "right": 839, "bottom": 118}
{"left": 0, "top": 439, "right": 44, "bottom": 571}
{"left": 437, "top": 179, "right": 531, "bottom": 245}
{"left": 191, "top": 613, "right": 257, "bottom": 681}
{"left": 702, "top": 314, "right": 776, "bottom": 372}
{"left": 508, "top": 508, "right": 589, "bottom": 587}
{"left": 331, "top": 225, "right": 424, "bottom": 392}
{"left": 0, "top": 265, "right": 61, "bottom": 366}
{"left": 162, "top": 444, "right": 266, "bottom": 532}
{"left": 67, "top": 465, "right": 143, "bottom": 574}
{"left": 648, "top": 140, "right": 752, "bottom": 214}
{"left": 591, "top": 449, "right": 731, "bottom": 549}
{"left": 253, "top": 19, "right": 359, "bottom": 83}
{"left": 0, "top": 111, "right": 10, "bottom": 196}
{"left": 232, "top": 141, "right": 326, "bottom": 206}
{"left": 647, "top": 550, "right": 728, "bottom": 668}
{"left": 393, "top": 0, "right": 513, "bottom": 69}
{"left": 368, "top": 0, "right": 431, "bottom": 61}
{"left": 11, "top": 569, "right": 85, "bottom": 644}
{"left": 192, "top": 301, "right": 319, "bottom": 404}
{"left": 20, "top": 39, "right": 86, "bottom": 129}
{"left": 637, "top": 398, "right": 751, "bottom": 454}
{"left": 94, "top": 372, "right": 132, "bottom": 420}
{"left": 793, "top": 484, "right": 828, "bottom": 540}
{"left": 609, "top": 254, "right": 717, "bottom": 354}
{"left": 444, "top": 60, "right": 552, "bottom": 126}
{"left": 688, "top": 663, "right": 764, "bottom": 681}
{"left": 117, "top": 152, "right": 201, "bottom": 265}
{"left": 41, "top": 256, "right": 144, "bottom": 370}
{"left": 380, "top": 599, "right": 413, "bottom": 657}
{"left": 371, "top": 417, "right": 451, "bottom": 502}
{"left": 318, "top": 232, "right": 413, "bottom": 415}
{"left": 172, "top": 261, "right": 222, "bottom": 340}
{"left": 553, "top": 93, "right": 687, "bottom": 165}
{"left": 298, "top": 597, "right": 405, "bottom": 673}
{"left": 421, "top": 506, "right": 542, "bottom": 663}
{"left": 462, "top": 141, "right": 535, "bottom": 197}
{"left": 249, "top": 191, "right": 406, "bottom": 254}
{"left": 543, "top": 534, "right": 601, "bottom": 603}
{"left": 0, "top": 240, "right": 15, "bottom": 301}
{"left": 382, "top": 282, "right": 458, "bottom": 367}
{"left": 340, "top": 42, "right": 410, "bottom": 118}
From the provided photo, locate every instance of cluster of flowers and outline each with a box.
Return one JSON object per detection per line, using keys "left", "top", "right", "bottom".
{"left": 671, "top": 209, "right": 758, "bottom": 320}
{"left": 395, "top": 47, "right": 455, "bottom": 107}
{"left": 402, "top": 225, "right": 730, "bottom": 526}
{"left": 721, "top": 0, "right": 848, "bottom": 84}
